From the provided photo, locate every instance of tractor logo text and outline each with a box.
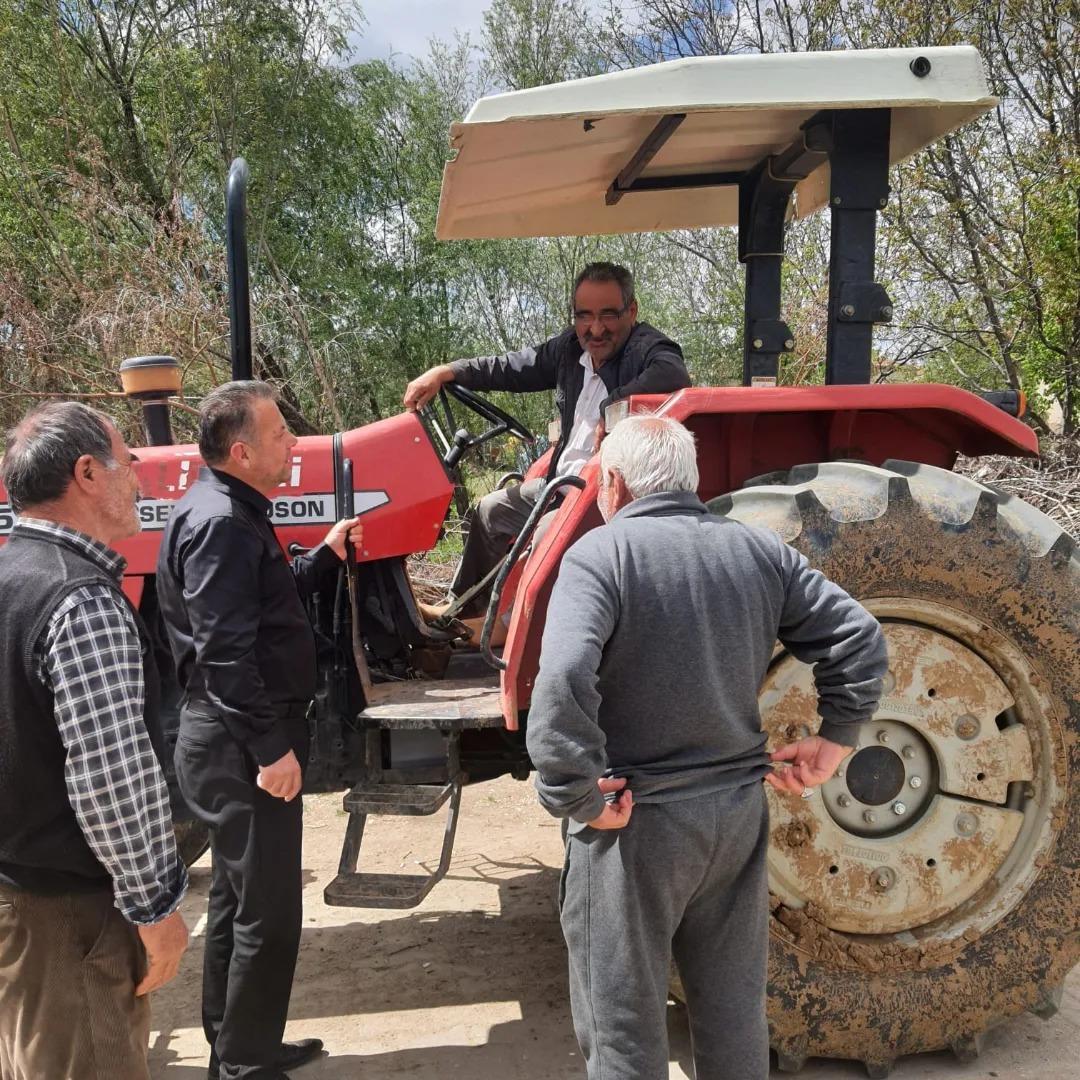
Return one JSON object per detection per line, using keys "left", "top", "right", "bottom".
{"left": 135, "top": 490, "right": 390, "bottom": 532}
{"left": 0, "top": 492, "right": 389, "bottom": 539}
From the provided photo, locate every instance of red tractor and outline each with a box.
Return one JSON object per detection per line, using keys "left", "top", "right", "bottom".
{"left": 2, "top": 46, "right": 1076, "bottom": 1077}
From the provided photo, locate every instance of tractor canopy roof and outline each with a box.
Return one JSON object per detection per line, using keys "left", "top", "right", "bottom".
{"left": 435, "top": 46, "right": 995, "bottom": 240}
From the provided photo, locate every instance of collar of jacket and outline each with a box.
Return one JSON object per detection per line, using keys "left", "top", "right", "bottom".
{"left": 571, "top": 322, "right": 648, "bottom": 392}
{"left": 10, "top": 518, "right": 126, "bottom": 579}
{"left": 613, "top": 490, "right": 710, "bottom": 521}
{"left": 198, "top": 466, "right": 273, "bottom": 514}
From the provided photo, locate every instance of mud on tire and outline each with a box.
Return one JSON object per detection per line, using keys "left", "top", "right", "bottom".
{"left": 706, "top": 460, "right": 1080, "bottom": 1077}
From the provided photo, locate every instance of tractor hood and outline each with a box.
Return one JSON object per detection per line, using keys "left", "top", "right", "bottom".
{"left": 436, "top": 46, "right": 996, "bottom": 239}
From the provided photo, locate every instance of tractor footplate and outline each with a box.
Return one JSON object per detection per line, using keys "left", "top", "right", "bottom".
{"left": 359, "top": 676, "right": 504, "bottom": 729}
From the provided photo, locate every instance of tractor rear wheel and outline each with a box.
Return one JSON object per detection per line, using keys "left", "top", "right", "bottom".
{"left": 706, "top": 459, "right": 1080, "bottom": 1077}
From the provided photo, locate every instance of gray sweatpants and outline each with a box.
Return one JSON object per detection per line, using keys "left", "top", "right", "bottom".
{"left": 559, "top": 782, "right": 769, "bottom": 1080}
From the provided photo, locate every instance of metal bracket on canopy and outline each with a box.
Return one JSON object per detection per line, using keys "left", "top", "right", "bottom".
{"left": 605, "top": 113, "right": 687, "bottom": 205}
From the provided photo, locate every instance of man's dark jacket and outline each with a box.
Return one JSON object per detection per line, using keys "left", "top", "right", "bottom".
{"left": 449, "top": 322, "right": 690, "bottom": 479}
{"left": 156, "top": 468, "right": 339, "bottom": 766}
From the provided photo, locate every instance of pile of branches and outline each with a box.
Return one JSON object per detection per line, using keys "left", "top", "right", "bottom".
{"left": 957, "top": 435, "right": 1080, "bottom": 542}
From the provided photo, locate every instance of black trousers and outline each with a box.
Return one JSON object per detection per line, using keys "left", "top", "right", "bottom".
{"left": 175, "top": 706, "right": 309, "bottom": 1080}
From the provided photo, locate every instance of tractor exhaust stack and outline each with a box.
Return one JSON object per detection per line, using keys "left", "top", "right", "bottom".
{"left": 119, "top": 355, "right": 181, "bottom": 446}
{"left": 225, "top": 157, "right": 252, "bottom": 382}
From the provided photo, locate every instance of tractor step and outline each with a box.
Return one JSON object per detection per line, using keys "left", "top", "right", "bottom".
{"left": 343, "top": 780, "right": 456, "bottom": 816}
{"left": 324, "top": 769, "right": 464, "bottom": 911}
{"left": 324, "top": 871, "right": 443, "bottom": 909}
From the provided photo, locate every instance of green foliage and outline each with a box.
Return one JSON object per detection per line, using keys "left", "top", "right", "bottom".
{"left": 0, "top": 0, "right": 1076, "bottom": 446}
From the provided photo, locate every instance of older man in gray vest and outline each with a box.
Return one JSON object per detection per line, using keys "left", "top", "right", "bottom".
{"left": 527, "top": 416, "right": 887, "bottom": 1080}
{"left": 0, "top": 402, "right": 189, "bottom": 1080}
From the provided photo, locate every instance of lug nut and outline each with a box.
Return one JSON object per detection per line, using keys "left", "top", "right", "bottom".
{"left": 955, "top": 714, "right": 980, "bottom": 740}
{"left": 837, "top": 794, "right": 851, "bottom": 808}
{"left": 872, "top": 867, "right": 896, "bottom": 891}
{"left": 902, "top": 745, "right": 916, "bottom": 760}
{"left": 892, "top": 801, "right": 907, "bottom": 816}
{"left": 877, "top": 730, "right": 890, "bottom": 744}
{"left": 863, "top": 810, "right": 877, "bottom": 824}
{"left": 752, "top": 337, "right": 764, "bottom": 349}
{"left": 784, "top": 338, "right": 795, "bottom": 350}
{"left": 955, "top": 812, "right": 978, "bottom": 836}
{"left": 841, "top": 303, "right": 855, "bottom": 317}
{"left": 909, "top": 776, "right": 922, "bottom": 789}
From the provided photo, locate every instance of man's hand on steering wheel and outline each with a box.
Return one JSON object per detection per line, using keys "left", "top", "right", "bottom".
{"left": 404, "top": 365, "right": 454, "bottom": 411}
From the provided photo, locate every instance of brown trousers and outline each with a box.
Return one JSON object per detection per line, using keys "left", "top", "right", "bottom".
{"left": 0, "top": 884, "right": 150, "bottom": 1080}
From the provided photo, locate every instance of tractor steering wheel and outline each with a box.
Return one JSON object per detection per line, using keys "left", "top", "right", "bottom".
{"left": 443, "top": 382, "right": 533, "bottom": 442}
{"left": 424, "top": 383, "right": 534, "bottom": 472}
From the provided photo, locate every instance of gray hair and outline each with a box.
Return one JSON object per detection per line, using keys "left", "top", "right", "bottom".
{"left": 599, "top": 415, "right": 698, "bottom": 499}
{"left": 573, "top": 261, "right": 636, "bottom": 309}
{"left": 198, "top": 380, "right": 278, "bottom": 465}
{"left": 1, "top": 401, "right": 115, "bottom": 512}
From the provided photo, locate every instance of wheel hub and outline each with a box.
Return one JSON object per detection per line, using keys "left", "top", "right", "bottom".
{"left": 824, "top": 721, "right": 936, "bottom": 838}
{"left": 844, "top": 745, "right": 906, "bottom": 806}
{"left": 764, "top": 613, "right": 1034, "bottom": 934}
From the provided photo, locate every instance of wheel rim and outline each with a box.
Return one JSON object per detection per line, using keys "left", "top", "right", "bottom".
{"left": 764, "top": 597, "right": 1063, "bottom": 943}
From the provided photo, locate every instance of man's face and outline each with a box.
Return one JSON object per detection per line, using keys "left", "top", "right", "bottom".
{"left": 573, "top": 279, "right": 638, "bottom": 367}
{"left": 99, "top": 426, "right": 142, "bottom": 541}
{"left": 238, "top": 398, "right": 298, "bottom": 493}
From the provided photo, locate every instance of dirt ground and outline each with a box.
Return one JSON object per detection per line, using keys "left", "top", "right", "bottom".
{"left": 149, "top": 777, "right": 1079, "bottom": 1080}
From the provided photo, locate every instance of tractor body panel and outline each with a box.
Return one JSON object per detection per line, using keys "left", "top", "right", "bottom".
{"left": 499, "top": 382, "right": 1038, "bottom": 721}
{"left": 0, "top": 411, "right": 454, "bottom": 569}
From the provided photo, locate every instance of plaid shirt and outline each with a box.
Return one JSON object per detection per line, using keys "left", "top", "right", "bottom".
{"left": 18, "top": 519, "right": 188, "bottom": 924}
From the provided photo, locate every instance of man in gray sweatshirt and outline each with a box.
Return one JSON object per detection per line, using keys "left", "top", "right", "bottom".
{"left": 527, "top": 416, "right": 887, "bottom": 1080}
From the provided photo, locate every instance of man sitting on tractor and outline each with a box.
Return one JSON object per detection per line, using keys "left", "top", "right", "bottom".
{"left": 403, "top": 261, "right": 691, "bottom": 635}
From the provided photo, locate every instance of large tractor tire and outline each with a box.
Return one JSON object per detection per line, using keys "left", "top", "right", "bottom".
{"left": 706, "top": 459, "right": 1080, "bottom": 1077}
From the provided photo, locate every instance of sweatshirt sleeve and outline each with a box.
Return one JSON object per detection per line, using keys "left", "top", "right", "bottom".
{"left": 526, "top": 538, "right": 620, "bottom": 823}
{"left": 776, "top": 540, "right": 888, "bottom": 746}
{"left": 449, "top": 338, "right": 559, "bottom": 394}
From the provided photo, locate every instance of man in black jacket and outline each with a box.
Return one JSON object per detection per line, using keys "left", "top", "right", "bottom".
{"left": 156, "top": 382, "right": 362, "bottom": 1080}
{"left": 403, "top": 262, "right": 690, "bottom": 622}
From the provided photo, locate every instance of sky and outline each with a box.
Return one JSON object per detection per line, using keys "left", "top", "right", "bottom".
{"left": 350, "top": 0, "right": 494, "bottom": 64}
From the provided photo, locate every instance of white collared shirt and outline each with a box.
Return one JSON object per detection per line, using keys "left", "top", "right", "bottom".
{"left": 556, "top": 353, "right": 608, "bottom": 475}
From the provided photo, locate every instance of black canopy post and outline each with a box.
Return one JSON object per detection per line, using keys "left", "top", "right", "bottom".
{"left": 824, "top": 109, "right": 893, "bottom": 384}
{"left": 739, "top": 118, "right": 831, "bottom": 386}
{"left": 225, "top": 158, "right": 252, "bottom": 382}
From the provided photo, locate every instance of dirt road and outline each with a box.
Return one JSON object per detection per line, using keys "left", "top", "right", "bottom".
{"left": 149, "top": 778, "right": 1079, "bottom": 1079}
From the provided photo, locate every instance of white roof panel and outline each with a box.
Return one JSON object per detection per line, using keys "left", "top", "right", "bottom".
{"left": 436, "top": 47, "right": 996, "bottom": 240}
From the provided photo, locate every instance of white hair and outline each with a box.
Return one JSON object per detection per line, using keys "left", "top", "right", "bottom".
{"left": 599, "top": 415, "right": 698, "bottom": 498}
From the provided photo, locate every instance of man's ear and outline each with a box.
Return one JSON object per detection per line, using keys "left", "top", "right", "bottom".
{"left": 627, "top": 299, "right": 639, "bottom": 323}
{"left": 610, "top": 469, "right": 633, "bottom": 511}
{"left": 69, "top": 453, "right": 98, "bottom": 496}
{"left": 227, "top": 440, "right": 249, "bottom": 468}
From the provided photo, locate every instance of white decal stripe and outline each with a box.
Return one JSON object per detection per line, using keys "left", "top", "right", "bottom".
{"left": 0, "top": 493, "right": 391, "bottom": 538}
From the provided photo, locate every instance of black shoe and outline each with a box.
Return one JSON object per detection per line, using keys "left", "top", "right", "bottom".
{"left": 277, "top": 1039, "right": 324, "bottom": 1071}
{"left": 208, "top": 1038, "right": 324, "bottom": 1079}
